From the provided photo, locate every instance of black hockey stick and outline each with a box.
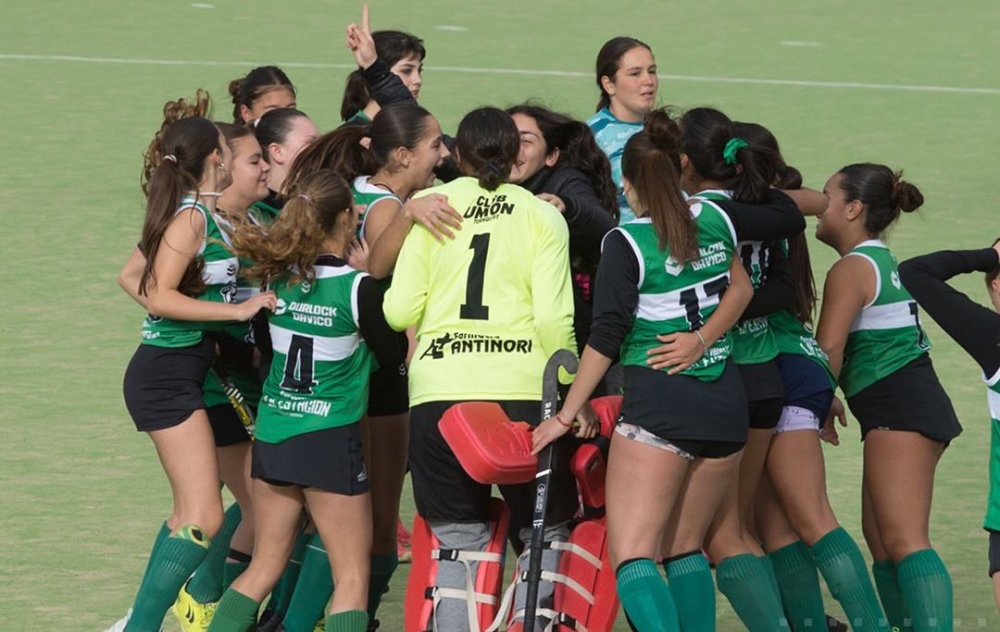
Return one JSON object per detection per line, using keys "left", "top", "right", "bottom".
{"left": 522, "top": 348, "right": 579, "bottom": 631}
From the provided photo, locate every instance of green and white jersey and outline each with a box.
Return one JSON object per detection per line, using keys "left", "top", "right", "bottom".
{"left": 352, "top": 176, "right": 402, "bottom": 241}
{"left": 257, "top": 259, "right": 373, "bottom": 443}
{"left": 691, "top": 190, "right": 779, "bottom": 365}
{"left": 141, "top": 196, "right": 240, "bottom": 348}
{"left": 617, "top": 199, "right": 737, "bottom": 381}
{"left": 840, "top": 240, "right": 931, "bottom": 398}
{"left": 770, "top": 310, "right": 836, "bottom": 388}
{"left": 985, "top": 370, "right": 1000, "bottom": 530}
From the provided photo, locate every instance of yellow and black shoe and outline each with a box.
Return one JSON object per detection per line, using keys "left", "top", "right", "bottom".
{"left": 172, "top": 580, "right": 218, "bottom": 631}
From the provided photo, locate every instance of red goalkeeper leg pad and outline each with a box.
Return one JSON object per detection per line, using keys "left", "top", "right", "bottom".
{"left": 404, "top": 498, "right": 510, "bottom": 632}
{"left": 439, "top": 402, "right": 536, "bottom": 485}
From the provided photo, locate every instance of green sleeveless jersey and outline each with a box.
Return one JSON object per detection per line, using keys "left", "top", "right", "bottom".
{"left": 250, "top": 191, "right": 283, "bottom": 225}
{"left": 202, "top": 211, "right": 261, "bottom": 410}
{"left": 985, "top": 370, "right": 1000, "bottom": 530}
{"left": 692, "top": 190, "right": 778, "bottom": 365}
{"left": 617, "top": 200, "right": 738, "bottom": 381}
{"left": 352, "top": 176, "right": 402, "bottom": 241}
{"left": 141, "top": 196, "right": 240, "bottom": 348}
{"left": 840, "top": 240, "right": 931, "bottom": 397}
{"left": 257, "top": 260, "right": 373, "bottom": 443}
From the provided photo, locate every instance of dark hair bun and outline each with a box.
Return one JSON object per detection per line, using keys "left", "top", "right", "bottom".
{"left": 228, "top": 78, "right": 244, "bottom": 104}
{"left": 892, "top": 174, "right": 924, "bottom": 213}
{"left": 644, "top": 108, "right": 681, "bottom": 154}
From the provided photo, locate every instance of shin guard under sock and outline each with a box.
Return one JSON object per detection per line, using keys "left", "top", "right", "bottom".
{"left": 209, "top": 589, "right": 260, "bottom": 632}
{"left": 769, "top": 542, "right": 826, "bottom": 632}
{"left": 810, "top": 527, "right": 888, "bottom": 630}
{"left": 367, "top": 552, "right": 399, "bottom": 618}
{"left": 126, "top": 525, "right": 211, "bottom": 631}
{"left": 267, "top": 530, "right": 310, "bottom": 621}
{"left": 664, "top": 551, "right": 714, "bottom": 632}
{"left": 616, "top": 558, "right": 679, "bottom": 631}
{"left": 896, "top": 549, "right": 952, "bottom": 632}
{"left": 872, "top": 559, "right": 912, "bottom": 630}
{"left": 187, "top": 503, "right": 242, "bottom": 603}
{"left": 282, "top": 532, "right": 333, "bottom": 632}
{"left": 138, "top": 521, "right": 171, "bottom": 589}
{"left": 716, "top": 553, "right": 787, "bottom": 632}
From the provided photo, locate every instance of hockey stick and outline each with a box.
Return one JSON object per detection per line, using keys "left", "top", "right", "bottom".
{"left": 522, "top": 348, "right": 579, "bottom": 631}
{"left": 212, "top": 363, "right": 256, "bottom": 439}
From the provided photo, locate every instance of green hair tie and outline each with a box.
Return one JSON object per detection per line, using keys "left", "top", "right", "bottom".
{"left": 723, "top": 137, "right": 750, "bottom": 166}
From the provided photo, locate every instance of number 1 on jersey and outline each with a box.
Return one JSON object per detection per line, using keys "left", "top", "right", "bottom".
{"left": 460, "top": 233, "right": 490, "bottom": 320}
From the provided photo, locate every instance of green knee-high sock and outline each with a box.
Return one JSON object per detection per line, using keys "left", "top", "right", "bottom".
{"left": 810, "top": 527, "right": 888, "bottom": 630}
{"left": 664, "top": 551, "right": 714, "bottom": 632}
{"left": 282, "top": 532, "right": 334, "bottom": 632}
{"left": 267, "top": 531, "right": 310, "bottom": 619}
{"left": 616, "top": 558, "right": 679, "bottom": 631}
{"left": 138, "top": 522, "right": 172, "bottom": 588}
{"left": 222, "top": 548, "right": 252, "bottom": 591}
{"left": 759, "top": 555, "right": 782, "bottom": 606}
{"left": 208, "top": 589, "right": 260, "bottom": 632}
{"left": 126, "top": 526, "right": 211, "bottom": 632}
{"left": 896, "top": 549, "right": 952, "bottom": 632}
{"left": 769, "top": 542, "right": 827, "bottom": 631}
{"left": 367, "top": 552, "right": 399, "bottom": 618}
{"left": 716, "top": 553, "right": 787, "bottom": 632}
{"left": 187, "top": 503, "right": 242, "bottom": 603}
{"left": 872, "top": 559, "right": 912, "bottom": 630}
{"left": 325, "top": 610, "right": 369, "bottom": 632}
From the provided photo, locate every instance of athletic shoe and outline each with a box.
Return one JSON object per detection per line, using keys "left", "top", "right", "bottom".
{"left": 397, "top": 517, "right": 413, "bottom": 563}
{"left": 104, "top": 609, "right": 163, "bottom": 632}
{"left": 367, "top": 618, "right": 381, "bottom": 632}
{"left": 172, "top": 580, "right": 218, "bottom": 631}
{"left": 826, "top": 615, "right": 848, "bottom": 632}
{"left": 312, "top": 617, "right": 326, "bottom": 631}
{"left": 257, "top": 612, "right": 283, "bottom": 632}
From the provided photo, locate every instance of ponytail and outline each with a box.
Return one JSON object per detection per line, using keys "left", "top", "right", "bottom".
{"left": 340, "top": 70, "right": 370, "bottom": 122}
{"left": 233, "top": 170, "right": 353, "bottom": 286}
{"left": 455, "top": 108, "right": 519, "bottom": 192}
{"left": 622, "top": 108, "right": 697, "bottom": 262}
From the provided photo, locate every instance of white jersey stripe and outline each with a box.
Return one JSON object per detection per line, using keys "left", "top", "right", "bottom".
{"left": 989, "top": 388, "right": 1000, "bottom": 421}
{"left": 203, "top": 257, "right": 239, "bottom": 285}
{"left": 270, "top": 324, "right": 360, "bottom": 361}
{"left": 635, "top": 271, "right": 729, "bottom": 322}
{"left": 849, "top": 300, "right": 918, "bottom": 332}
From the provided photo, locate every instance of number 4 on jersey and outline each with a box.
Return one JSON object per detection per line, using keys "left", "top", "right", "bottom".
{"left": 281, "top": 334, "right": 316, "bottom": 393}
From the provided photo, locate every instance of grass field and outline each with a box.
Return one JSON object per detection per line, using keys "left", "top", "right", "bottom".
{"left": 2, "top": 0, "right": 999, "bottom": 629}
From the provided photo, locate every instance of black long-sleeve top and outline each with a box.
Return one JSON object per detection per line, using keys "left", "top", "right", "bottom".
{"left": 899, "top": 248, "right": 999, "bottom": 379}
{"left": 588, "top": 190, "right": 805, "bottom": 359}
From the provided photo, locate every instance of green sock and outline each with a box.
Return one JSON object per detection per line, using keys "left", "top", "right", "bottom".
{"left": 222, "top": 548, "right": 252, "bottom": 591}
{"left": 325, "top": 610, "right": 369, "bottom": 632}
{"left": 187, "top": 503, "right": 242, "bottom": 603}
{"left": 770, "top": 542, "right": 827, "bottom": 631}
{"left": 126, "top": 525, "right": 211, "bottom": 631}
{"left": 138, "top": 521, "right": 171, "bottom": 588}
{"left": 872, "top": 559, "right": 912, "bottom": 630}
{"left": 367, "top": 552, "right": 399, "bottom": 618}
{"left": 716, "top": 553, "right": 787, "bottom": 632}
{"left": 208, "top": 589, "right": 260, "bottom": 632}
{"left": 759, "top": 555, "right": 782, "bottom": 604}
{"left": 896, "top": 549, "right": 952, "bottom": 632}
{"left": 282, "top": 532, "right": 334, "bottom": 632}
{"left": 616, "top": 558, "right": 679, "bottom": 631}
{"left": 811, "top": 527, "right": 888, "bottom": 630}
{"left": 265, "top": 530, "right": 310, "bottom": 620}
{"left": 664, "top": 551, "right": 714, "bottom": 632}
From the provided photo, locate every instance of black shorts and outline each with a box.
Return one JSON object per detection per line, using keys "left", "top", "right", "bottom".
{"left": 847, "top": 354, "right": 962, "bottom": 444}
{"left": 251, "top": 424, "right": 369, "bottom": 496}
{"left": 367, "top": 362, "right": 409, "bottom": 417}
{"left": 620, "top": 361, "right": 748, "bottom": 445}
{"left": 408, "top": 399, "right": 578, "bottom": 530}
{"left": 123, "top": 339, "right": 213, "bottom": 432}
{"left": 989, "top": 530, "right": 1000, "bottom": 577}
{"left": 207, "top": 404, "right": 253, "bottom": 447}
{"left": 776, "top": 354, "right": 835, "bottom": 420}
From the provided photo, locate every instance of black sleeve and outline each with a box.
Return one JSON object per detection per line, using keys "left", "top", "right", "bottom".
{"left": 587, "top": 230, "right": 640, "bottom": 359}
{"left": 899, "top": 248, "right": 1000, "bottom": 377}
{"left": 356, "top": 275, "right": 409, "bottom": 371}
{"left": 548, "top": 169, "right": 616, "bottom": 266}
{"left": 741, "top": 241, "right": 797, "bottom": 320}
{"left": 362, "top": 58, "right": 416, "bottom": 108}
{"left": 713, "top": 189, "right": 806, "bottom": 242}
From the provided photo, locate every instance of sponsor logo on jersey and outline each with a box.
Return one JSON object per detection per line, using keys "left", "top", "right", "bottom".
{"left": 420, "top": 332, "right": 534, "bottom": 359}
{"left": 664, "top": 256, "right": 684, "bottom": 276}
{"left": 463, "top": 194, "right": 516, "bottom": 223}
{"left": 891, "top": 270, "right": 902, "bottom": 290}
{"left": 691, "top": 241, "right": 728, "bottom": 271}
{"left": 274, "top": 299, "right": 338, "bottom": 326}
{"left": 301, "top": 280, "right": 312, "bottom": 293}
{"left": 221, "top": 282, "right": 238, "bottom": 304}
{"left": 263, "top": 394, "right": 332, "bottom": 417}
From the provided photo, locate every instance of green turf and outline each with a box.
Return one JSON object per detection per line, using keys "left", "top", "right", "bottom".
{"left": 1, "top": 0, "right": 998, "bottom": 629}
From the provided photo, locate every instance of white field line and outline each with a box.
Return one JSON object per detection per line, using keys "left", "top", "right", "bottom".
{"left": 2, "top": 53, "right": 999, "bottom": 95}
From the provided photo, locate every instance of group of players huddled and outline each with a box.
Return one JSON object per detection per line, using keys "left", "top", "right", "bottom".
{"left": 106, "top": 6, "right": 1000, "bottom": 632}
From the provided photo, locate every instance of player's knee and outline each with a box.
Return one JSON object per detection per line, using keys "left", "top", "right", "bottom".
{"left": 881, "top": 531, "right": 931, "bottom": 562}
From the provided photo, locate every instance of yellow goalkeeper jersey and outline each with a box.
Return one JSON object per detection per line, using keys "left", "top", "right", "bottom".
{"left": 383, "top": 177, "right": 575, "bottom": 406}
